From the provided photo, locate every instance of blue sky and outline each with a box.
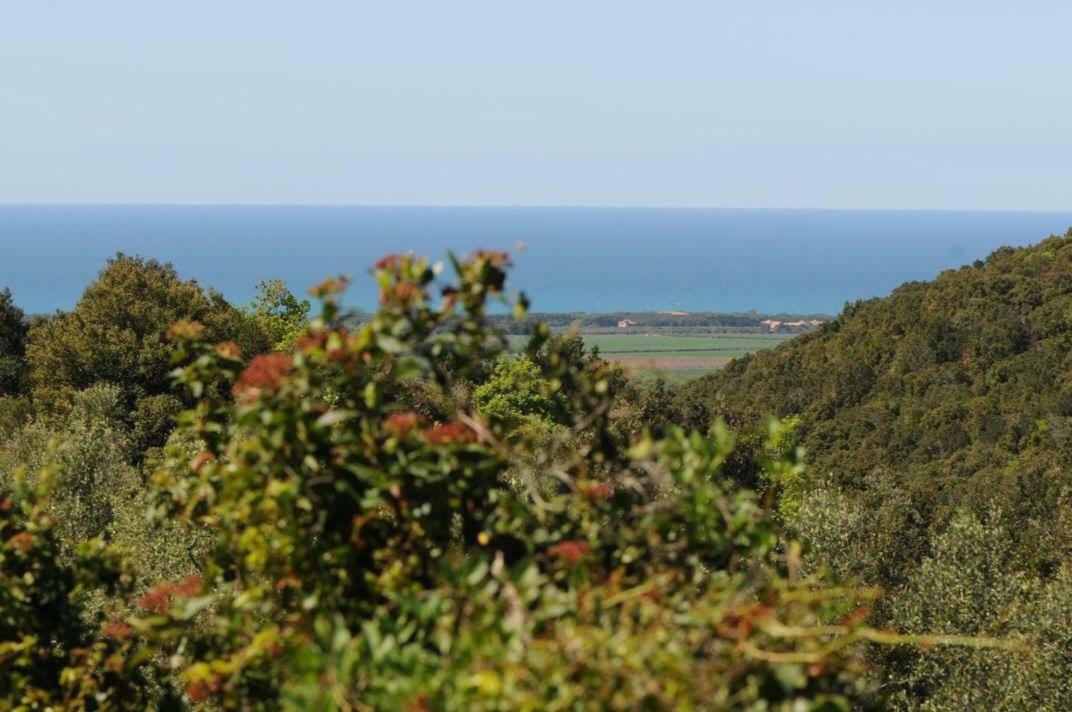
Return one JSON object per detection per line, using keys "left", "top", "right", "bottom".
{"left": 1, "top": 2, "right": 1069, "bottom": 209}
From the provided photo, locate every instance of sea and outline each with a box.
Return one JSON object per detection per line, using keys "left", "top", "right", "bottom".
{"left": 3, "top": 204, "right": 1072, "bottom": 316}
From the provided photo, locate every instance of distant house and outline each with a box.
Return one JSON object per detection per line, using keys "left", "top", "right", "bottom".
{"left": 761, "top": 318, "right": 824, "bottom": 332}
{"left": 617, "top": 319, "right": 637, "bottom": 328}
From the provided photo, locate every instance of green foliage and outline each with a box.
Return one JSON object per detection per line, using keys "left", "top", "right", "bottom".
{"left": 0, "top": 385, "right": 139, "bottom": 549}
{"left": 882, "top": 511, "right": 1072, "bottom": 710}
{"left": 0, "top": 478, "right": 166, "bottom": 709}
{"left": 0, "top": 384, "right": 206, "bottom": 593}
{"left": 659, "top": 230, "right": 1072, "bottom": 708}
{"left": 760, "top": 416, "right": 810, "bottom": 520}
{"left": 25, "top": 253, "right": 267, "bottom": 415}
{"left": 0, "top": 287, "right": 27, "bottom": 396}
{"left": 242, "top": 279, "right": 311, "bottom": 351}
{"left": 130, "top": 250, "right": 886, "bottom": 709}
{"left": 131, "top": 393, "right": 184, "bottom": 453}
{"left": 0, "top": 395, "right": 31, "bottom": 437}
{"left": 472, "top": 355, "right": 566, "bottom": 426}
{"left": 682, "top": 231, "right": 1072, "bottom": 586}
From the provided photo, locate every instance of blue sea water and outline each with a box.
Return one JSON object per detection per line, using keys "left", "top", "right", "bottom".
{"left": 2, "top": 205, "right": 1072, "bottom": 315}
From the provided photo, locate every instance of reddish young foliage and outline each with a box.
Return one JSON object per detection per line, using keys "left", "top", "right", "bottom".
{"left": 384, "top": 412, "right": 421, "bottom": 438}
{"left": 275, "top": 573, "right": 302, "bottom": 591}
{"left": 185, "top": 677, "right": 223, "bottom": 702}
{"left": 547, "top": 540, "right": 591, "bottom": 565}
{"left": 102, "top": 619, "right": 133, "bottom": 641}
{"left": 375, "top": 253, "right": 404, "bottom": 271}
{"left": 308, "top": 276, "right": 349, "bottom": 300}
{"left": 190, "top": 452, "right": 215, "bottom": 473}
{"left": 472, "top": 249, "right": 512, "bottom": 268}
{"left": 174, "top": 574, "right": 204, "bottom": 598}
{"left": 138, "top": 583, "right": 176, "bottom": 613}
{"left": 421, "top": 421, "right": 477, "bottom": 445}
{"left": 380, "top": 280, "right": 422, "bottom": 307}
{"left": 580, "top": 482, "right": 613, "bottom": 501}
{"left": 7, "top": 532, "right": 35, "bottom": 552}
{"left": 233, "top": 353, "right": 293, "bottom": 401}
{"left": 296, "top": 331, "right": 327, "bottom": 352}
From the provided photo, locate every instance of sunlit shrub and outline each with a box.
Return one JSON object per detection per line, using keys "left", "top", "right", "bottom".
{"left": 132, "top": 250, "right": 898, "bottom": 709}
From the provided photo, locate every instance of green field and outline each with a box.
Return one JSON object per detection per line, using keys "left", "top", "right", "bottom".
{"left": 511, "top": 332, "right": 793, "bottom": 382}
{"left": 581, "top": 333, "right": 791, "bottom": 358}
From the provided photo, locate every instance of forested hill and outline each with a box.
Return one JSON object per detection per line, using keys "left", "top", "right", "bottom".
{"left": 691, "top": 229, "right": 1072, "bottom": 564}
{"left": 675, "top": 229, "right": 1072, "bottom": 707}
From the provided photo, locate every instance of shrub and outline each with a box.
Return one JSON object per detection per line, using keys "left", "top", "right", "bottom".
{"left": 137, "top": 250, "right": 894, "bottom": 709}
{"left": 242, "top": 279, "right": 311, "bottom": 351}
{"left": 25, "top": 253, "right": 268, "bottom": 417}
{"left": 0, "top": 477, "right": 167, "bottom": 708}
{"left": 472, "top": 354, "right": 567, "bottom": 426}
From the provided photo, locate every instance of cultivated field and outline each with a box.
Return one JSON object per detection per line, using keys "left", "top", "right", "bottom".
{"left": 582, "top": 333, "right": 791, "bottom": 380}
{"left": 512, "top": 332, "right": 794, "bottom": 382}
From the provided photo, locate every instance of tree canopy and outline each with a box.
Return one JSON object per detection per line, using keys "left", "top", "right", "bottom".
{"left": 0, "top": 287, "right": 26, "bottom": 396}
{"left": 664, "top": 228, "right": 1072, "bottom": 707}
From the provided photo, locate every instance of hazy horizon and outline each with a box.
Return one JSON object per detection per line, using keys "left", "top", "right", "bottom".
{"left": 4, "top": 203, "right": 1072, "bottom": 214}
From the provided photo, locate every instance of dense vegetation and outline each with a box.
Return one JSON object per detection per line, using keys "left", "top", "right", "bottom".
{"left": 660, "top": 229, "right": 1072, "bottom": 708}
{"left": 4, "top": 234, "right": 1063, "bottom": 709}
{"left": 1, "top": 249, "right": 963, "bottom": 710}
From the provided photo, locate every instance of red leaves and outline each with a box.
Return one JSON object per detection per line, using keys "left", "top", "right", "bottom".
{"left": 548, "top": 540, "right": 590, "bottom": 565}
{"left": 579, "top": 482, "right": 613, "bottom": 501}
{"left": 137, "top": 574, "right": 204, "bottom": 613}
{"left": 715, "top": 604, "right": 774, "bottom": 642}
{"left": 174, "top": 573, "right": 204, "bottom": 598}
{"left": 380, "top": 280, "right": 423, "bottom": 307}
{"left": 296, "top": 328, "right": 356, "bottom": 369}
{"left": 472, "top": 249, "right": 512, "bottom": 269}
{"left": 137, "top": 584, "right": 174, "bottom": 613}
{"left": 309, "top": 275, "right": 350, "bottom": 300}
{"left": 7, "top": 531, "right": 35, "bottom": 552}
{"left": 296, "top": 331, "right": 327, "bottom": 353}
{"left": 374, "top": 253, "right": 429, "bottom": 308}
{"left": 275, "top": 573, "right": 302, "bottom": 591}
{"left": 385, "top": 411, "right": 421, "bottom": 438}
{"left": 421, "top": 421, "right": 477, "bottom": 445}
{"left": 375, "top": 253, "right": 405, "bottom": 271}
{"left": 190, "top": 452, "right": 215, "bottom": 473}
{"left": 841, "top": 606, "right": 871, "bottom": 627}
{"left": 186, "top": 677, "right": 223, "bottom": 702}
{"left": 102, "top": 619, "right": 133, "bottom": 641}
{"left": 233, "top": 352, "right": 293, "bottom": 401}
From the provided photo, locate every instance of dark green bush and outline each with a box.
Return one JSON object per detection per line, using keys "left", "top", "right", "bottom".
{"left": 0, "top": 287, "right": 27, "bottom": 396}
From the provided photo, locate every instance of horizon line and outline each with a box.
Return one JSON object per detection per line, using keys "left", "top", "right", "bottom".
{"left": 1, "top": 201, "right": 1071, "bottom": 214}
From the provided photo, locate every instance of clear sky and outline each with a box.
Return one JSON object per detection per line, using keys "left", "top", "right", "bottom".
{"left": 1, "top": 2, "right": 1069, "bottom": 209}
